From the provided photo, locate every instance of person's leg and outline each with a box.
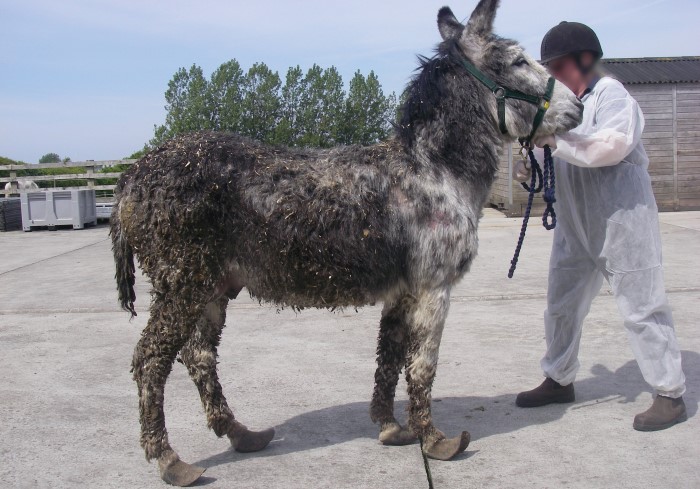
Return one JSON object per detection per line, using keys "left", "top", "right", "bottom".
{"left": 599, "top": 203, "right": 687, "bottom": 430}
{"left": 517, "top": 227, "right": 603, "bottom": 408}
{"left": 541, "top": 263, "right": 604, "bottom": 386}
{"left": 608, "top": 266, "right": 686, "bottom": 398}
{"left": 542, "top": 225, "right": 605, "bottom": 384}
{"left": 606, "top": 266, "right": 687, "bottom": 430}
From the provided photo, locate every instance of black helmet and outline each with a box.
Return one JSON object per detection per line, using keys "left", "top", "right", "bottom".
{"left": 540, "top": 21, "right": 603, "bottom": 64}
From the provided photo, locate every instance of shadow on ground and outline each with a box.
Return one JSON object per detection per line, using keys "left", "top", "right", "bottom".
{"left": 194, "top": 350, "right": 698, "bottom": 472}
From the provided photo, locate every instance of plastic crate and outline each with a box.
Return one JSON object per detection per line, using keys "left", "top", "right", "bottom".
{"left": 96, "top": 202, "right": 114, "bottom": 220}
{"left": 21, "top": 189, "right": 97, "bottom": 231}
{"left": 0, "top": 197, "right": 22, "bottom": 231}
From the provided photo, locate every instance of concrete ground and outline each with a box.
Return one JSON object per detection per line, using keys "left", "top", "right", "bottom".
{"left": 1, "top": 209, "right": 698, "bottom": 489}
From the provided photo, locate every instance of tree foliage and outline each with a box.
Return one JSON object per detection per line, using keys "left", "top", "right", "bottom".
{"left": 209, "top": 60, "right": 246, "bottom": 134}
{"left": 240, "top": 63, "right": 282, "bottom": 143}
{"left": 339, "top": 70, "right": 397, "bottom": 146}
{"left": 0, "top": 156, "right": 26, "bottom": 166}
{"left": 150, "top": 59, "right": 398, "bottom": 149}
{"left": 39, "top": 153, "right": 61, "bottom": 163}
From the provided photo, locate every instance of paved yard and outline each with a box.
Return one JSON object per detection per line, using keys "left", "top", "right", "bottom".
{"left": 1, "top": 209, "right": 698, "bottom": 488}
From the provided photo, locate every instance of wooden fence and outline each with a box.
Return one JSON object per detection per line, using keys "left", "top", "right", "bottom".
{"left": 0, "top": 159, "right": 136, "bottom": 197}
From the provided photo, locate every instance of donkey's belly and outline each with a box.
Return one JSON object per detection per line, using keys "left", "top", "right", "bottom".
{"left": 229, "top": 244, "right": 406, "bottom": 309}
{"left": 242, "top": 275, "right": 390, "bottom": 310}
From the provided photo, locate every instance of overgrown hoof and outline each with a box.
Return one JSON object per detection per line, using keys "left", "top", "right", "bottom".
{"left": 423, "top": 431, "right": 470, "bottom": 461}
{"left": 158, "top": 450, "right": 206, "bottom": 487}
{"left": 379, "top": 422, "right": 417, "bottom": 446}
{"left": 230, "top": 427, "right": 275, "bottom": 453}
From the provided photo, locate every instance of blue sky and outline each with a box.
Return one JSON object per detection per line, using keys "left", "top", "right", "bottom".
{"left": 1, "top": 0, "right": 697, "bottom": 163}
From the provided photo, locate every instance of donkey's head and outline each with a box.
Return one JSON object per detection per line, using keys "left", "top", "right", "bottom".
{"left": 437, "top": 0, "right": 583, "bottom": 139}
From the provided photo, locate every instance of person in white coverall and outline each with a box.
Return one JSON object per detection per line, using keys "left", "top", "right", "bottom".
{"left": 514, "top": 21, "right": 687, "bottom": 431}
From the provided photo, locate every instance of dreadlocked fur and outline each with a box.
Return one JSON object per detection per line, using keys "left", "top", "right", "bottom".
{"left": 110, "top": 1, "right": 583, "bottom": 485}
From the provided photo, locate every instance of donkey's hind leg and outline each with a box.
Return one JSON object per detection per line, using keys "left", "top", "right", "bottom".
{"left": 132, "top": 293, "right": 205, "bottom": 487}
{"left": 370, "top": 298, "right": 416, "bottom": 446}
{"left": 179, "top": 297, "right": 275, "bottom": 454}
{"left": 404, "top": 288, "right": 470, "bottom": 461}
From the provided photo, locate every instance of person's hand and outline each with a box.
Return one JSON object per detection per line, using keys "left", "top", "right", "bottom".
{"left": 533, "top": 134, "right": 557, "bottom": 149}
{"left": 512, "top": 158, "right": 532, "bottom": 183}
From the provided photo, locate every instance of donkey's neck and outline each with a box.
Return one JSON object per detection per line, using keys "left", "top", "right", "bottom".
{"left": 408, "top": 98, "right": 502, "bottom": 188}
{"left": 398, "top": 56, "right": 504, "bottom": 189}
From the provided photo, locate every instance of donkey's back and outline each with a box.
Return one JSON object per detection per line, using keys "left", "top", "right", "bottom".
{"left": 114, "top": 131, "right": 414, "bottom": 309}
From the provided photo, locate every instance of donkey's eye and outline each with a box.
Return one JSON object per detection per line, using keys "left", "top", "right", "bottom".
{"left": 513, "top": 58, "right": 529, "bottom": 67}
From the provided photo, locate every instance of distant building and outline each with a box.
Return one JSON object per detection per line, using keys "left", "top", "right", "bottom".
{"left": 489, "top": 56, "right": 700, "bottom": 215}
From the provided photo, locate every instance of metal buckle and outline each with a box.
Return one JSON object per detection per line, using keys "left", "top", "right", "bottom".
{"left": 493, "top": 87, "right": 506, "bottom": 99}
{"left": 519, "top": 141, "right": 532, "bottom": 156}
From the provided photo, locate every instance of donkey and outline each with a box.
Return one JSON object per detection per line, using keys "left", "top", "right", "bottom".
{"left": 111, "top": 0, "right": 583, "bottom": 485}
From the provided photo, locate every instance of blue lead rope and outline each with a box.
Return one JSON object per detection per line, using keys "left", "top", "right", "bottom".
{"left": 540, "top": 146, "right": 557, "bottom": 230}
{"left": 508, "top": 145, "right": 557, "bottom": 279}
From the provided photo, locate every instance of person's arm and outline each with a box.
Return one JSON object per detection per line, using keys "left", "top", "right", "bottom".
{"left": 551, "top": 85, "right": 645, "bottom": 168}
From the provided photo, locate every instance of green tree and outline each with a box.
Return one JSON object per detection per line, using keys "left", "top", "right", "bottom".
{"left": 240, "top": 63, "right": 281, "bottom": 143}
{"left": 150, "top": 60, "right": 399, "bottom": 150}
{"left": 151, "top": 64, "right": 211, "bottom": 146}
{"left": 394, "top": 88, "right": 410, "bottom": 126}
{"left": 297, "top": 65, "right": 345, "bottom": 148}
{"left": 125, "top": 146, "right": 149, "bottom": 160}
{"left": 339, "top": 70, "right": 396, "bottom": 146}
{"left": 297, "top": 65, "right": 322, "bottom": 147}
{"left": 209, "top": 59, "right": 245, "bottom": 132}
{"left": 0, "top": 156, "right": 24, "bottom": 166}
{"left": 318, "top": 66, "right": 346, "bottom": 146}
{"left": 274, "top": 66, "right": 304, "bottom": 146}
{"left": 39, "top": 153, "right": 61, "bottom": 163}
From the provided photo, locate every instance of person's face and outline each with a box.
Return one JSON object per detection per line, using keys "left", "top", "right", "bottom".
{"left": 545, "top": 55, "right": 583, "bottom": 93}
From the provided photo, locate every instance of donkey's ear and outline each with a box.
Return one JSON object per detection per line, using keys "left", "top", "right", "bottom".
{"left": 437, "top": 7, "right": 464, "bottom": 41}
{"left": 465, "top": 0, "right": 500, "bottom": 38}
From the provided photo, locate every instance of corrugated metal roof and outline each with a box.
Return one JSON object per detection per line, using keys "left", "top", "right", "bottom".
{"left": 599, "top": 57, "right": 700, "bottom": 85}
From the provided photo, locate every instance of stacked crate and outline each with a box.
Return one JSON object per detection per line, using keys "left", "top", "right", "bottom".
{"left": 0, "top": 198, "right": 22, "bottom": 231}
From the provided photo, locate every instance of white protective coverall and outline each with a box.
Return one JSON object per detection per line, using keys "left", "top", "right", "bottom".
{"left": 539, "top": 76, "right": 686, "bottom": 398}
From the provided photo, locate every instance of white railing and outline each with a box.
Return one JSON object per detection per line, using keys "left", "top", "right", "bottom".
{"left": 0, "top": 159, "right": 136, "bottom": 197}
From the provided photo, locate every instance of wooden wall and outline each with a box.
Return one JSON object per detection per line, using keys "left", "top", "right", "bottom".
{"left": 490, "top": 143, "right": 515, "bottom": 213}
{"left": 630, "top": 84, "right": 675, "bottom": 208}
{"left": 490, "top": 141, "right": 531, "bottom": 216}
{"left": 676, "top": 83, "right": 700, "bottom": 209}
{"left": 488, "top": 81, "right": 700, "bottom": 215}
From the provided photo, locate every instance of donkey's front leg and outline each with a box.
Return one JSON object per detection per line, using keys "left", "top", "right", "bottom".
{"left": 405, "top": 288, "right": 470, "bottom": 460}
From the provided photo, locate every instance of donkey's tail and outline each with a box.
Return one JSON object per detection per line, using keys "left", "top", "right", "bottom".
{"left": 110, "top": 203, "right": 137, "bottom": 318}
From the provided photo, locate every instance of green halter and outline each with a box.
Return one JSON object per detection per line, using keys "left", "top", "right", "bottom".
{"left": 460, "top": 58, "right": 556, "bottom": 142}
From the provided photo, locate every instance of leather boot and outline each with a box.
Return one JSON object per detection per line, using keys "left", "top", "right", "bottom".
{"left": 633, "top": 396, "right": 687, "bottom": 431}
{"left": 516, "top": 377, "right": 575, "bottom": 408}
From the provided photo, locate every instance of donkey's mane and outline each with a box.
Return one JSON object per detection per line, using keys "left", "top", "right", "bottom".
{"left": 397, "top": 39, "right": 464, "bottom": 146}
{"left": 397, "top": 35, "right": 519, "bottom": 149}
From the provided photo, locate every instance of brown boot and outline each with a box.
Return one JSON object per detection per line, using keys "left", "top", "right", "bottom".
{"left": 516, "top": 377, "right": 575, "bottom": 408}
{"left": 633, "top": 396, "right": 687, "bottom": 432}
